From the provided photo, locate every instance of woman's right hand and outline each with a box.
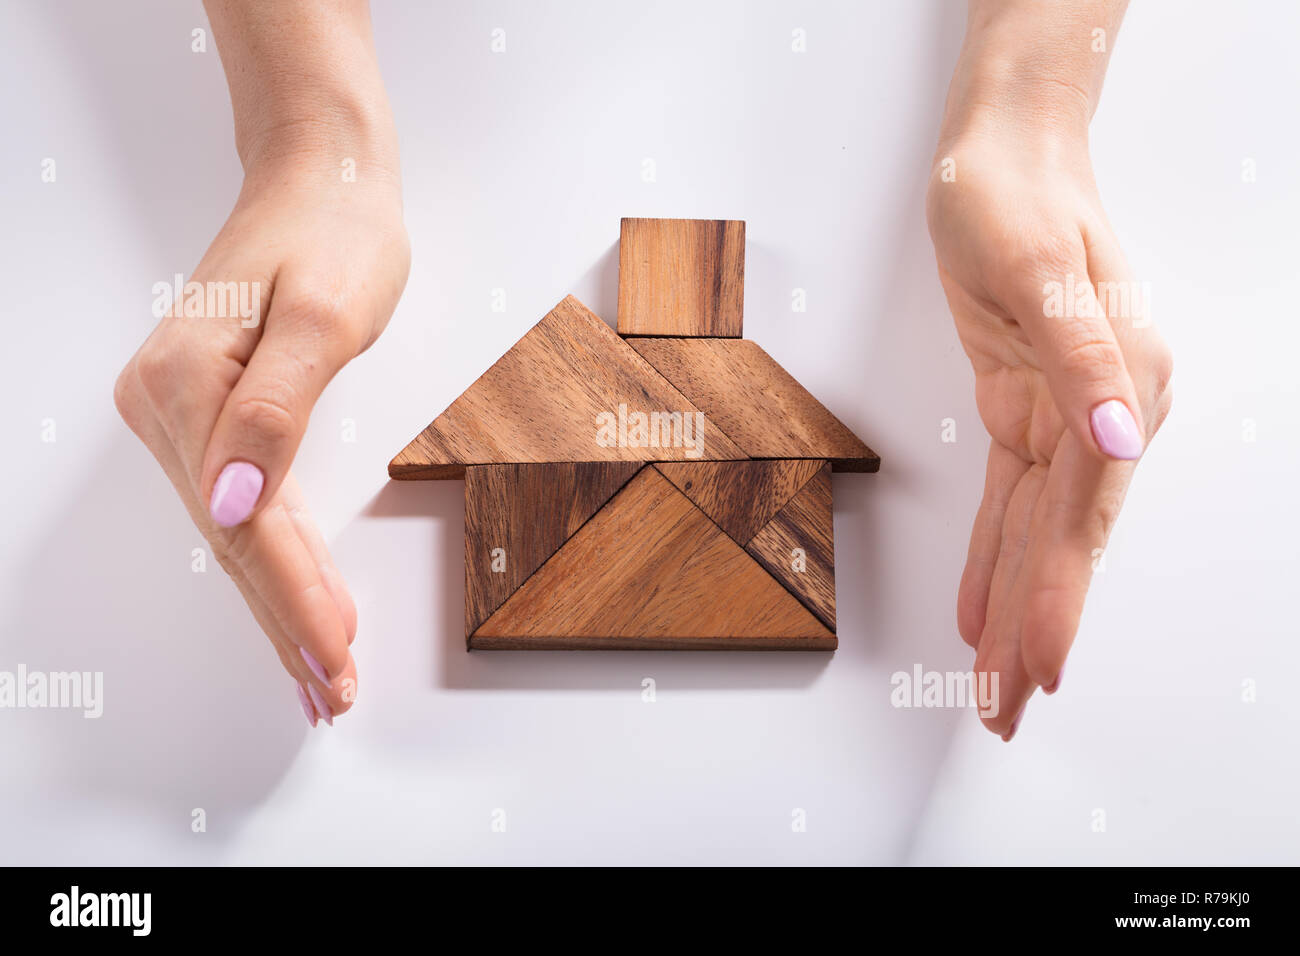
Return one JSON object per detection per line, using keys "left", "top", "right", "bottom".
{"left": 115, "top": 0, "right": 410, "bottom": 726}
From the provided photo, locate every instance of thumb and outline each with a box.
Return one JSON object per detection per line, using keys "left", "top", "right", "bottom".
{"left": 1014, "top": 242, "right": 1146, "bottom": 461}
{"left": 202, "top": 281, "right": 359, "bottom": 527}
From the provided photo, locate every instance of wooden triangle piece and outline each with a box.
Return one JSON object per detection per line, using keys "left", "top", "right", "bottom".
{"left": 628, "top": 337, "right": 879, "bottom": 472}
{"left": 653, "top": 459, "right": 826, "bottom": 546}
{"left": 745, "top": 463, "right": 835, "bottom": 630}
{"left": 464, "top": 462, "right": 644, "bottom": 637}
{"left": 471, "top": 468, "right": 836, "bottom": 649}
{"left": 389, "top": 296, "right": 748, "bottom": 479}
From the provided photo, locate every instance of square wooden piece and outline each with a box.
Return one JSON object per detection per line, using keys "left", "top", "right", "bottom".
{"left": 616, "top": 218, "right": 745, "bottom": 337}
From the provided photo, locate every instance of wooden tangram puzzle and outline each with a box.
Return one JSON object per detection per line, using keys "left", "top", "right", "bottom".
{"left": 389, "top": 218, "right": 880, "bottom": 650}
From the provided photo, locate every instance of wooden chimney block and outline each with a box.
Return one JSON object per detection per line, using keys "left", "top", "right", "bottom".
{"left": 745, "top": 463, "right": 836, "bottom": 631}
{"left": 617, "top": 218, "right": 745, "bottom": 337}
{"left": 463, "top": 462, "right": 643, "bottom": 637}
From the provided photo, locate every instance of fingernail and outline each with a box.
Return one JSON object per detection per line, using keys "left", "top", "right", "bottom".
{"left": 299, "top": 646, "right": 332, "bottom": 688}
{"left": 295, "top": 683, "right": 317, "bottom": 728}
{"left": 307, "top": 685, "right": 333, "bottom": 726}
{"left": 1002, "top": 709, "right": 1024, "bottom": 742}
{"left": 1044, "top": 665, "right": 1065, "bottom": 695}
{"left": 209, "top": 461, "right": 264, "bottom": 527}
{"left": 1089, "top": 400, "right": 1143, "bottom": 460}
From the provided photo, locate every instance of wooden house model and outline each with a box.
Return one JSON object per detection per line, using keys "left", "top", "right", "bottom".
{"left": 389, "top": 218, "right": 879, "bottom": 650}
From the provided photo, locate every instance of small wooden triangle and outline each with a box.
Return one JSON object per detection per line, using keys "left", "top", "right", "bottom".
{"left": 471, "top": 467, "right": 836, "bottom": 649}
{"left": 389, "top": 296, "right": 748, "bottom": 479}
{"left": 654, "top": 459, "right": 826, "bottom": 546}
{"left": 745, "top": 463, "right": 835, "bottom": 630}
{"left": 464, "top": 462, "right": 644, "bottom": 637}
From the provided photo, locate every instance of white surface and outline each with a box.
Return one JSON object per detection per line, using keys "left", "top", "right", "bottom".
{"left": 1, "top": 0, "right": 1297, "bottom": 865}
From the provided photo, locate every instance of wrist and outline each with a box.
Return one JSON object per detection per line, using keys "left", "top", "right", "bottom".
{"left": 938, "top": 62, "right": 1092, "bottom": 154}
{"left": 234, "top": 86, "right": 401, "bottom": 187}
{"left": 204, "top": 1, "right": 400, "bottom": 183}
{"left": 938, "top": 0, "right": 1123, "bottom": 152}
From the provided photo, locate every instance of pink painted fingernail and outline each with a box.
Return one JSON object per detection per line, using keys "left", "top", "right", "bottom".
{"left": 1002, "top": 709, "right": 1024, "bottom": 742}
{"left": 209, "top": 461, "right": 264, "bottom": 527}
{"left": 299, "top": 646, "right": 331, "bottom": 687}
{"left": 1089, "top": 400, "right": 1143, "bottom": 460}
{"left": 295, "top": 683, "right": 317, "bottom": 728}
{"left": 307, "top": 684, "right": 333, "bottom": 726}
{"left": 1044, "top": 665, "right": 1065, "bottom": 695}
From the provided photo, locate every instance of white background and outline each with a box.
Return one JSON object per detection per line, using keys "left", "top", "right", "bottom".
{"left": 1, "top": 0, "right": 1297, "bottom": 865}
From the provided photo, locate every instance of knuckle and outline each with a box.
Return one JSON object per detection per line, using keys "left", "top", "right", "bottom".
{"left": 1150, "top": 338, "right": 1175, "bottom": 397}
{"left": 1151, "top": 383, "right": 1174, "bottom": 433}
{"left": 1007, "top": 233, "right": 1082, "bottom": 286}
{"left": 232, "top": 391, "right": 300, "bottom": 447}
{"left": 134, "top": 339, "right": 183, "bottom": 405}
{"left": 209, "top": 542, "right": 238, "bottom": 577}
{"left": 1133, "top": 332, "right": 1174, "bottom": 433}
{"left": 216, "top": 524, "right": 255, "bottom": 569}
{"left": 276, "top": 291, "right": 353, "bottom": 343}
{"left": 1092, "top": 499, "right": 1120, "bottom": 541}
{"left": 112, "top": 364, "right": 146, "bottom": 430}
{"left": 996, "top": 245, "right": 1089, "bottom": 323}
{"left": 998, "top": 529, "right": 1030, "bottom": 562}
{"left": 1047, "top": 497, "right": 1116, "bottom": 548}
{"left": 1053, "top": 333, "right": 1125, "bottom": 384}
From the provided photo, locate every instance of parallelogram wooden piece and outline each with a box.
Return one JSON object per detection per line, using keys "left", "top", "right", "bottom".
{"left": 629, "top": 336, "right": 880, "bottom": 472}
{"left": 463, "top": 462, "right": 644, "bottom": 637}
{"left": 653, "top": 459, "right": 826, "bottom": 546}
{"left": 745, "top": 462, "right": 836, "bottom": 631}
{"left": 616, "top": 218, "right": 745, "bottom": 337}
{"left": 470, "top": 467, "right": 836, "bottom": 649}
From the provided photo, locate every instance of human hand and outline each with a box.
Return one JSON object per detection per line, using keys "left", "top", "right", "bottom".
{"left": 926, "top": 3, "right": 1172, "bottom": 739}
{"left": 114, "top": 0, "right": 409, "bottom": 726}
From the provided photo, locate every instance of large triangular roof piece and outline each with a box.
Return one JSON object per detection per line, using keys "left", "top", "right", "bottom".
{"left": 629, "top": 337, "right": 878, "bottom": 472}
{"left": 388, "top": 295, "right": 747, "bottom": 479}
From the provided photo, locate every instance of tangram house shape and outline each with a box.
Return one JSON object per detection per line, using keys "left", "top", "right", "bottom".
{"left": 390, "top": 218, "right": 879, "bottom": 650}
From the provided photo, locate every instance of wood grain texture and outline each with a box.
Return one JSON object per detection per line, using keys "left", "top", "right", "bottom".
{"left": 471, "top": 468, "right": 836, "bottom": 649}
{"left": 389, "top": 295, "right": 748, "bottom": 478}
{"left": 617, "top": 218, "right": 745, "bottom": 337}
{"left": 629, "top": 336, "right": 880, "bottom": 472}
{"left": 745, "top": 463, "right": 836, "bottom": 631}
{"left": 463, "top": 462, "right": 644, "bottom": 638}
{"left": 653, "top": 459, "right": 826, "bottom": 546}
